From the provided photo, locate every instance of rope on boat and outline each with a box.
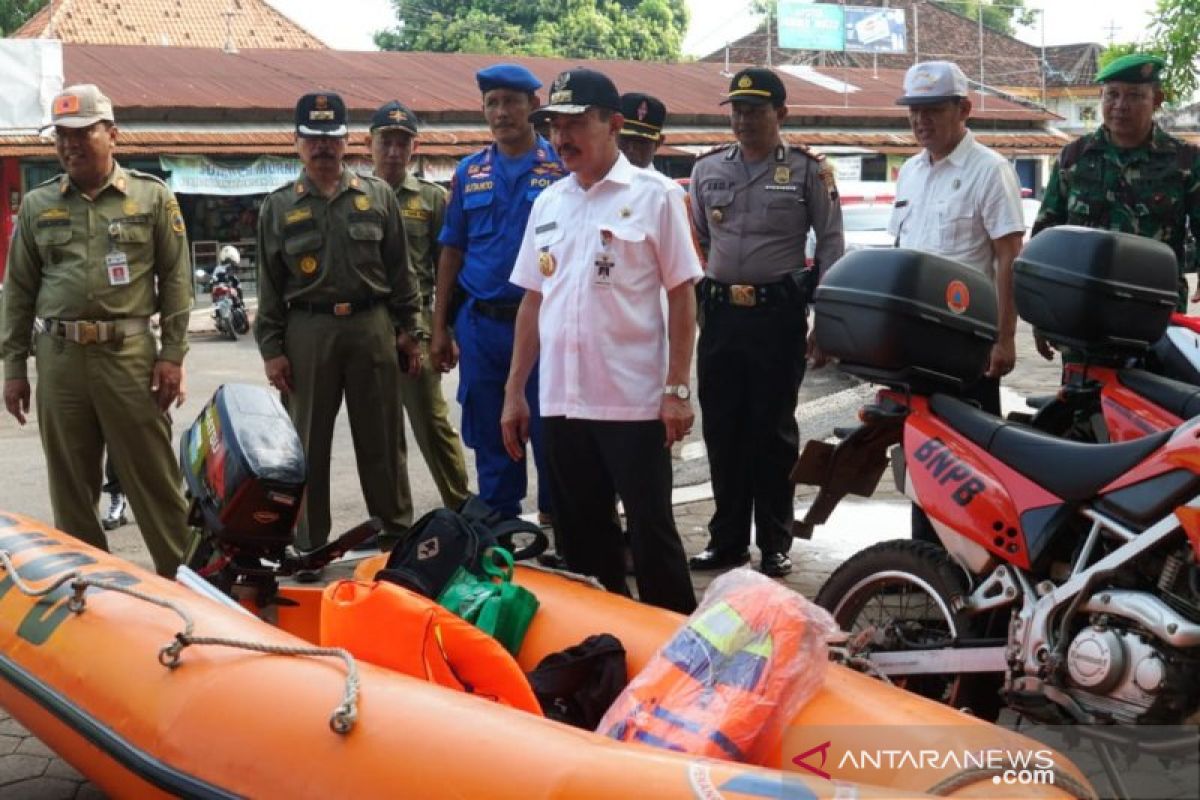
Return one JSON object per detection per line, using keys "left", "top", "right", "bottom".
{"left": 925, "top": 761, "right": 1098, "bottom": 799}
{"left": 0, "top": 549, "right": 359, "bottom": 734}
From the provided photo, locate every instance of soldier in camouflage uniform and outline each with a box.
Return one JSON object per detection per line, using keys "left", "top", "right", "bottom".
{"left": 1033, "top": 53, "right": 1200, "bottom": 323}
{"left": 369, "top": 100, "right": 470, "bottom": 511}
{"left": 1, "top": 84, "right": 192, "bottom": 576}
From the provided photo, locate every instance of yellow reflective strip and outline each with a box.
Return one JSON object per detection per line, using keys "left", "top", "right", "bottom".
{"left": 742, "top": 633, "right": 773, "bottom": 659}
{"left": 688, "top": 601, "right": 747, "bottom": 655}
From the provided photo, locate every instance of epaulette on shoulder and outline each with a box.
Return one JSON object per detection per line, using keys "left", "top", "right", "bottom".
{"left": 126, "top": 168, "right": 169, "bottom": 187}
{"left": 696, "top": 143, "right": 734, "bottom": 161}
{"left": 791, "top": 142, "right": 825, "bottom": 162}
{"left": 34, "top": 173, "right": 64, "bottom": 189}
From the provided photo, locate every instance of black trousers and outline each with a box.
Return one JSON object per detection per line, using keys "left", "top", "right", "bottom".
{"left": 697, "top": 301, "right": 807, "bottom": 555}
{"left": 912, "top": 375, "right": 1001, "bottom": 543}
{"left": 542, "top": 416, "right": 696, "bottom": 614}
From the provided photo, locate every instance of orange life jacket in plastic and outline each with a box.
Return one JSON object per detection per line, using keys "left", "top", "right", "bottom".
{"left": 602, "top": 582, "right": 809, "bottom": 762}
{"left": 320, "top": 579, "right": 542, "bottom": 716}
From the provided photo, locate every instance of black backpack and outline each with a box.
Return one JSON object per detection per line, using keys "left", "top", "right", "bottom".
{"left": 527, "top": 634, "right": 628, "bottom": 729}
{"left": 376, "top": 499, "right": 548, "bottom": 599}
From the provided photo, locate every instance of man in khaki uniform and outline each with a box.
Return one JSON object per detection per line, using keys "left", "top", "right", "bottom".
{"left": 255, "top": 92, "right": 422, "bottom": 564}
{"left": 1, "top": 84, "right": 192, "bottom": 576}
{"left": 369, "top": 100, "right": 470, "bottom": 511}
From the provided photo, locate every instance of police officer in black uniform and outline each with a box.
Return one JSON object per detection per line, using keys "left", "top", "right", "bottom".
{"left": 687, "top": 68, "right": 844, "bottom": 577}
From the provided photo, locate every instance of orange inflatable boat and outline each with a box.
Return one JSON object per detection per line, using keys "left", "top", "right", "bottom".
{"left": 0, "top": 512, "right": 1094, "bottom": 799}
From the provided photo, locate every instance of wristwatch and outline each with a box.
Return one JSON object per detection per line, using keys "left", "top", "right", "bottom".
{"left": 663, "top": 384, "right": 691, "bottom": 400}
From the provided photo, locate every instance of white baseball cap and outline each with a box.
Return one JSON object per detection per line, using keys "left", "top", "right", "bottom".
{"left": 896, "top": 61, "right": 969, "bottom": 106}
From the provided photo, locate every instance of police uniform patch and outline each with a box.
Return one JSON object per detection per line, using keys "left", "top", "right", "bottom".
{"left": 538, "top": 250, "right": 556, "bottom": 277}
{"left": 300, "top": 255, "right": 318, "bottom": 275}
{"left": 818, "top": 161, "right": 839, "bottom": 201}
{"left": 711, "top": 208, "right": 724, "bottom": 223}
{"left": 286, "top": 208, "right": 313, "bottom": 225}
{"left": 123, "top": 198, "right": 139, "bottom": 215}
{"left": 774, "top": 167, "right": 791, "bottom": 184}
{"left": 355, "top": 195, "right": 371, "bottom": 211}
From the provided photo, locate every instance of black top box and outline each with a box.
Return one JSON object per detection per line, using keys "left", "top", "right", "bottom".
{"left": 815, "top": 249, "right": 998, "bottom": 393}
{"left": 1015, "top": 226, "right": 1177, "bottom": 357}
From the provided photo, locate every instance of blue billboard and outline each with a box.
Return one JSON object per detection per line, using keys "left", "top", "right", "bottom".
{"left": 777, "top": 1, "right": 845, "bottom": 51}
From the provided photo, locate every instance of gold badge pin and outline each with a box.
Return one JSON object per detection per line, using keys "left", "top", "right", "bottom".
{"left": 295, "top": 183, "right": 307, "bottom": 195}
{"left": 774, "top": 166, "right": 791, "bottom": 184}
{"left": 738, "top": 75, "right": 753, "bottom": 89}
{"left": 114, "top": 177, "right": 127, "bottom": 192}
{"left": 538, "top": 250, "right": 556, "bottom": 277}
{"left": 123, "top": 198, "right": 138, "bottom": 215}
{"left": 355, "top": 195, "right": 371, "bottom": 211}
{"left": 711, "top": 208, "right": 724, "bottom": 223}
{"left": 300, "top": 255, "right": 318, "bottom": 275}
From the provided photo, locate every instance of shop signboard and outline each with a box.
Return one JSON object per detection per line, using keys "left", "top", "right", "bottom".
{"left": 161, "top": 155, "right": 302, "bottom": 196}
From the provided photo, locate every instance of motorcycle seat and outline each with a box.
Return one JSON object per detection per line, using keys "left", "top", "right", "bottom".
{"left": 1117, "top": 368, "right": 1200, "bottom": 422}
{"left": 929, "top": 394, "right": 1172, "bottom": 501}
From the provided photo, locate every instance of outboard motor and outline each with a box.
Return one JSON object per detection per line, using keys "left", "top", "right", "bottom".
{"left": 180, "top": 383, "right": 377, "bottom": 599}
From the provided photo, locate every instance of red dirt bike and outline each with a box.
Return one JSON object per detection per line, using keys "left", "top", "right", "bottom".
{"left": 800, "top": 230, "right": 1200, "bottom": 750}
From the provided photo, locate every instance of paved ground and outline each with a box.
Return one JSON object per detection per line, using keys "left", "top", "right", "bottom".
{"left": 2, "top": 283, "right": 1196, "bottom": 798}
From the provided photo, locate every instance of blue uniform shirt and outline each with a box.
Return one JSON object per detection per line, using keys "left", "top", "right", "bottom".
{"left": 439, "top": 136, "right": 566, "bottom": 303}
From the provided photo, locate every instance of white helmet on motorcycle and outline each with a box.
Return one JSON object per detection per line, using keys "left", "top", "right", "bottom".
{"left": 218, "top": 245, "right": 241, "bottom": 267}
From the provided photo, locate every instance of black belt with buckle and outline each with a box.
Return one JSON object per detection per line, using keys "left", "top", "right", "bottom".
{"left": 471, "top": 298, "right": 520, "bottom": 323}
{"left": 290, "top": 297, "right": 381, "bottom": 316}
{"left": 703, "top": 279, "right": 793, "bottom": 309}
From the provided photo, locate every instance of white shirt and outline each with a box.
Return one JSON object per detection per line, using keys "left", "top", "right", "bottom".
{"left": 511, "top": 153, "right": 703, "bottom": 421}
{"left": 888, "top": 130, "right": 1025, "bottom": 279}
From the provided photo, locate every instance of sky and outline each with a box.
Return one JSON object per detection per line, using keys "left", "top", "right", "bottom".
{"left": 267, "top": 0, "right": 1162, "bottom": 57}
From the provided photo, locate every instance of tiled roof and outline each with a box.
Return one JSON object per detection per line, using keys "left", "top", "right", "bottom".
{"left": 13, "top": 0, "right": 325, "bottom": 50}
{"left": 56, "top": 45, "right": 1056, "bottom": 125}
{"left": 0, "top": 128, "right": 1072, "bottom": 159}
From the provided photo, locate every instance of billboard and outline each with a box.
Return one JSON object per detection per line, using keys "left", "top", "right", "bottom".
{"left": 845, "top": 6, "right": 907, "bottom": 54}
{"left": 777, "top": 1, "right": 844, "bottom": 51}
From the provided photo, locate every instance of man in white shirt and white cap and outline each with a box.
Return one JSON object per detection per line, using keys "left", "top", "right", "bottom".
{"left": 887, "top": 60, "right": 1025, "bottom": 542}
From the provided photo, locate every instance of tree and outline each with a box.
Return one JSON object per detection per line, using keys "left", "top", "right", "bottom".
{"left": 1148, "top": 0, "right": 1200, "bottom": 102}
{"left": 930, "top": 1, "right": 1036, "bottom": 36}
{"left": 374, "top": 0, "right": 689, "bottom": 61}
{"left": 0, "top": 0, "right": 48, "bottom": 36}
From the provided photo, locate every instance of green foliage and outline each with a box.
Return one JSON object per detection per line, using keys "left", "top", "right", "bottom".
{"left": 930, "top": 1, "right": 1036, "bottom": 36}
{"left": 0, "top": 0, "right": 48, "bottom": 36}
{"left": 1149, "top": 0, "right": 1200, "bottom": 102}
{"left": 374, "top": 0, "right": 688, "bottom": 61}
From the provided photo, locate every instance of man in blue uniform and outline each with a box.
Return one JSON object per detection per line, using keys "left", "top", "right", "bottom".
{"left": 431, "top": 64, "right": 567, "bottom": 522}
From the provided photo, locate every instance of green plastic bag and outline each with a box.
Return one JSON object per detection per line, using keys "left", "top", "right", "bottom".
{"left": 437, "top": 547, "right": 539, "bottom": 655}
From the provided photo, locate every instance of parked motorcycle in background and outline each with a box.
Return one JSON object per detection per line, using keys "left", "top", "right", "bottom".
{"left": 196, "top": 245, "right": 250, "bottom": 341}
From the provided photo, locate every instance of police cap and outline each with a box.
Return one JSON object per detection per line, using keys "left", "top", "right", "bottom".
{"left": 530, "top": 68, "right": 621, "bottom": 124}
{"left": 619, "top": 93, "right": 666, "bottom": 141}
{"left": 295, "top": 92, "right": 347, "bottom": 137}
{"left": 476, "top": 64, "right": 543, "bottom": 94}
{"left": 1095, "top": 53, "right": 1166, "bottom": 84}
{"left": 722, "top": 67, "right": 786, "bottom": 107}
{"left": 371, "top": 100, "right": 419, "bottom": 134}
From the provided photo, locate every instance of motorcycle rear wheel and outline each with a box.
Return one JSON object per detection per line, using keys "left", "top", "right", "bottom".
{"left": 816, "top": 539, "right": 1003, "bottom": 719}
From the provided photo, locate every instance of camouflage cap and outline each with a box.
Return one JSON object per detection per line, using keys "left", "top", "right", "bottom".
{"left": 1095, "top": 53, "right": 1166, "bottom": 84}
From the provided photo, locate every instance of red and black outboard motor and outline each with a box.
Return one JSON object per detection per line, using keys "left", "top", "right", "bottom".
{"left": 180, "top": 383, "right": 377, "bottom": 598}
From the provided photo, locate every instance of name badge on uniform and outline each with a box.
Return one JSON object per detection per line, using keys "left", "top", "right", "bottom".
{"left": 106, "top": 250, "right": 131, "bottom": 286}
{"left": 594, "top": 252, "right": 615, "bottom": 285}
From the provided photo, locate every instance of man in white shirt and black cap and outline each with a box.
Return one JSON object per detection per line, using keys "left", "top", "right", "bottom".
{"left": 501, "top": 67, "right": 701, "bottom": 613}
